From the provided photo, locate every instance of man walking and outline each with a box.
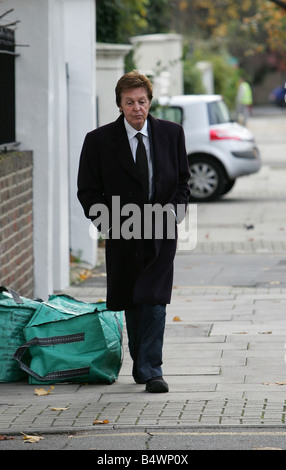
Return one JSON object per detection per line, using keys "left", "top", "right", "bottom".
{"left": 77, "top": 71, "right": 190, "bottom": 392}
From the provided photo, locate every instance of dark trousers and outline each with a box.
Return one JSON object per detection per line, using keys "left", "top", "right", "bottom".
{"left": 125, "top": 304, "right": 166, "bottom": 383}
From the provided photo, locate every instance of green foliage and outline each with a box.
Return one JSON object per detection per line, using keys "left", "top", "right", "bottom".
{"left": 183, "top": 60, "right": 206, "bottom": 94}
{"left": 96, "top": 0, "right": 121, "bottom": 43}
{"left": 190, "top": 49, "right": 242, "bottom": 110}
{"left": 210, "top": 55, "right": 240, "bottom": 110}
{"left": 143, "top": 0, "right": 173, "bottom": 34}
{"left": 96, "top": 0, "right": 149, "bottom": 44}
{"left": 96, "top": 0, "right": 174, "bottom": 43}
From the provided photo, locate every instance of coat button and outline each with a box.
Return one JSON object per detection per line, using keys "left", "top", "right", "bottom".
{"left": 128, "top": 191, "right": 133, "bottom": 197}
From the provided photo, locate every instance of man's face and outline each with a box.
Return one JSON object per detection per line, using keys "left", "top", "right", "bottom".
{"left": 120, "top": 87, "right": 151, "bottom": 130}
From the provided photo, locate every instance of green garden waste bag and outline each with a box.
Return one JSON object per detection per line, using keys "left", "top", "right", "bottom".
{"left": 0, "top": 286, "right": 42, "bottom": 382}
{"left": 13, "top": 294, "right": 123, "bottom": 385}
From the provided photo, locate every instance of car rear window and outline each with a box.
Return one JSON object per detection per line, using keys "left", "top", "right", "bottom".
{"left": 207, "top": 100, "right": 231, "bottom": 125}
{"left": 151, "top": 105, "right": 183, "bottom": 124}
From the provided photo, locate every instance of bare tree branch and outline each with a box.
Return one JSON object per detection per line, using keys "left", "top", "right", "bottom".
{"left": 3, "top": 20, "right": 20, "bottom": 28}
{"left": 0, "top": 8, "right": 14, "bottom": 20}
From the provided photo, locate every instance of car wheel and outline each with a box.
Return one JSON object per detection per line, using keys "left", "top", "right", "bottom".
{"left": 221, "top": 179, "right": 236, "bottom": 196}
{"left": 188, "top": 156, "right": 226, "bottom": 202}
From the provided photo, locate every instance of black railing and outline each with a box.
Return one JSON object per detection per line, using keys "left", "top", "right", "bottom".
{"left": 0, "top": 26, "right": 15, "bottom": 145}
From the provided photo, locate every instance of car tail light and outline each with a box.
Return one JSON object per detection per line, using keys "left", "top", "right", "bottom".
{"left": 210, "top": 128, "right": 241, "bottom": 141}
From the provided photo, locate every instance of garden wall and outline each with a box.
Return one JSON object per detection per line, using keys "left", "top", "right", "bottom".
{"left": 0, "top": 151, "right": 34, "bottom": 297}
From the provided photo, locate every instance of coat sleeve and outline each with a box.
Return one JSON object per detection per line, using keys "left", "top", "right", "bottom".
{"left": 77, "top": 132, "right": 110, "bottom": 231}
{"left": 171, "top": 125, "right": 190, "bottom": 223}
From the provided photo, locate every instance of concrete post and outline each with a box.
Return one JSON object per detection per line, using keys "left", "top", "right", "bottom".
{"left": 96, "top": 43, "right": 132, "bottom": 126}
{"left": 130, "top": 34, "right": 183, "bottom": 98}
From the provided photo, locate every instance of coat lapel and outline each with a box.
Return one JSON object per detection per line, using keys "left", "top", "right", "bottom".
{"left": 111, "top": 114, "right": 141, "bottom": 183}
{"left": 147, "top": 114, "right": 169, "bottom": 202}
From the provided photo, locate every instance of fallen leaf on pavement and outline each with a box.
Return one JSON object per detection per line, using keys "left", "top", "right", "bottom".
{"left": 79, "top": 269, "right": 93, "bottom": 281}
{"left": 262, "top": 381, "right": 286, "bottom": 386}
{"left": 51, "top": 407, "right": 69, "bottom": 411}
{"left": 21, "top": 433, "right": 44, "bottom": 443}
{"left": 92, "top": 419, "right": 109, "bottom": 425}
{"left": 173, "top": 316, "right": 182, "bottom": 321}
{"left": 34, "top": 386, "right": 55, "bottom": 396}
{"left": 0, "top": 435, "right": 14, "bottom": 440}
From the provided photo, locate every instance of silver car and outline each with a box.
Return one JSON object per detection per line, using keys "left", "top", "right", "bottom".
{"left": 154, "top": 95, "right": 261, "bottom": 202}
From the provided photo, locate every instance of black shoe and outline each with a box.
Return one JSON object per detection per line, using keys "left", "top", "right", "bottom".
{"left": 145, "top": 376, "right": 169, "bottom": 393}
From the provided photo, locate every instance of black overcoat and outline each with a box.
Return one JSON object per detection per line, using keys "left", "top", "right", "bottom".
{"left": 77, "top": 113, "right": 190, "bottom": 311}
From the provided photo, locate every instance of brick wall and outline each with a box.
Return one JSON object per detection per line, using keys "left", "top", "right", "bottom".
{"left": 0, "top": 151, "right": 34, "bottom": 298}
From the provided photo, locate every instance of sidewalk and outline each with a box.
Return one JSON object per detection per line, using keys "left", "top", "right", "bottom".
{"left": 1, "top": 264, "right": 286, "bottom": 434}
{"left": 1, "top": 109, "right": 286, "bottom": 436}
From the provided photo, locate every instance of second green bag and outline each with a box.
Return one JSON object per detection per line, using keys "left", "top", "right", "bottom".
{"left": 13, "top": 295, "right": 123, "bottom": 385}
{"left": 0, "top": 286, "right": 42, "bottom": 383}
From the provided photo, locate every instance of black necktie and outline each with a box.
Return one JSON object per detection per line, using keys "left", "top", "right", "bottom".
{"left": 135, "top": 132, "right": 149, "bottom": 202}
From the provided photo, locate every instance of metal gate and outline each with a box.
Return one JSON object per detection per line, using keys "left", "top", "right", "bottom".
{"left": 0, "top": 26, "right": 15, "bottom": 145}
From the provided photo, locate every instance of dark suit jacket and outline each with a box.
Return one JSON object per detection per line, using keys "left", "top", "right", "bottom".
{"left": 77, "top": 113, "right": 190, "bottom": 310}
